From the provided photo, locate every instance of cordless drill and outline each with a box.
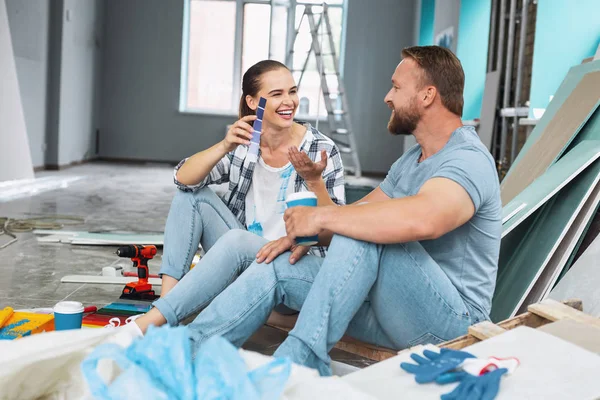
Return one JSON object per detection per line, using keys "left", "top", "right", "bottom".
{"left": 116, "top": 245, "right": 157, "bottom": 299}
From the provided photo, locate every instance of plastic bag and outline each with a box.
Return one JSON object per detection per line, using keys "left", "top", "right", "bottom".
{"left": 0, "top": 326, "right": 138, "bottom": 400}
{"left": 81, "top": 325, "right": 291, "bottom": 400}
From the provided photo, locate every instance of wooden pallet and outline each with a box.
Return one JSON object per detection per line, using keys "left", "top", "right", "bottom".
{"left": 266, "top": 298, "right": 591, "bottom": 361}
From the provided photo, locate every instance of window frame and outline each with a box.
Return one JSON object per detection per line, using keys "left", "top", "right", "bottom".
{"left": 179, "top": 0, "right": 347, "bottom": 118}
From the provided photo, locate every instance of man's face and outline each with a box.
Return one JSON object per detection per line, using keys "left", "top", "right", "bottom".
{"left": 384, "top": 59, "right": 423, "bottom": 136}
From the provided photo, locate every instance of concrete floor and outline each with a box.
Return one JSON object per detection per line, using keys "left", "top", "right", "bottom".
{"left": 0, "top": 162, "right": 377, "bottom": 367}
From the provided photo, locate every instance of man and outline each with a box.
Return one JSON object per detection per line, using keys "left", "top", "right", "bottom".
{"left": 136, "top": 46, "right": 502, "bottom": 376}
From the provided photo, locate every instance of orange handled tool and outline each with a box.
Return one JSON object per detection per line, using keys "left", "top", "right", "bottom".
{"left": 116, "top": 245, "right": 158, "bottom": 300}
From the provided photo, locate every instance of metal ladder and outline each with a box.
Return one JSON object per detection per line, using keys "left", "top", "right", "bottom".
{"left": 286, "top": 4, "right": 362, "bottom": 177}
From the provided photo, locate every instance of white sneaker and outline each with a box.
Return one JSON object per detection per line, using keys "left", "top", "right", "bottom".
{"left": 104, "top": 314, "right": 144, "bottom": 338}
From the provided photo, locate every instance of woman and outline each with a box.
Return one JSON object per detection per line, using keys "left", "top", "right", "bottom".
{"left": 159, "top": 60, "right": 345, "bottom": 299}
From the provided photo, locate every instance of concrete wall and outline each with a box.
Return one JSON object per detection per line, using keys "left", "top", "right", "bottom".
{"left": 344, "top": 0, "right": 416, "bottom": 171}
{"left": 99, "top": 0, "right": 416, "bottom": 173}
{"left": 529, "top": 0, "right": 600, "bottom": 117}
{"left": 6, "top": 0, "right": 103, "bottom": 168}
{"left": 456, "top": 0, "right": 491, "bottom": 120}
{"left": 433, "top": 0, "right": 460, "bottom": 53}
{"left": 0, "top": 0, "right": 34, "bottom": 181}
{"left": 5, "top": 0, "right": 50, "bottom": 168}
{"left": 56, "top": 0, "right": 103, "bottom": 165}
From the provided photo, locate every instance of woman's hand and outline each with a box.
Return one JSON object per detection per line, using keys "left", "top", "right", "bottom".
{"left": 256, "top": 236, "right": 311, "bottom": 264}
{"left": 289, "top": 148, "right": 327, "bottom": 184}
{"left": 222, "top": 115, "right": 257, "bottom": 153}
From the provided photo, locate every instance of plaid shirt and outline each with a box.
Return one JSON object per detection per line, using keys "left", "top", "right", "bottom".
{"left": 174, "top": 122, "right": 346, "bottom": 257}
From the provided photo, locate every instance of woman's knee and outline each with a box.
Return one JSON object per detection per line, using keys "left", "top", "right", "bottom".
{"left": 217, "top": 229, "right": 267, "bottom": 255}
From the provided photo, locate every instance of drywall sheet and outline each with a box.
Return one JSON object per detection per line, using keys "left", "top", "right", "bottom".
{"left": 517, "top": 178, "right": 600, "bottom": 314}
{"left": 342, "top": 327, "right": 600, "bottom": 399}
{"left": 538, "top": 319, "right": 600, "bottom": 355}
{"left": 491, "top": 160, "right": 600, "bottom": 321}
{"left": 500, "top": 71, "right": 600, "bottom": 205}
{"left": 478, "top": 71, "right": 501, "bottom": 150}
{"left": 550, "top": 230, "right": 600, "bottom": 318}
{"left": 510, "top": 60, "right": 600, "bottom": 171}
{"left": 501, "top": 140, "right": 600, "bottom": 238}
{"left": 0, "top": 0, "right": 34, "bottom": 182}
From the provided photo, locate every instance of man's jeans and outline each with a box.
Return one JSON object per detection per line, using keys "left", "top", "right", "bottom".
{"left": 155, "top": 229, "right": 486, "bottom": 376}
{"left": 159, "top": 187, "right": 244, "bottom": 281}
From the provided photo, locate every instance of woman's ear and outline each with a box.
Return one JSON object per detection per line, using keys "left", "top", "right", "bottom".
{"left": 246, "top": 95, "right": 257, "bottom": 111}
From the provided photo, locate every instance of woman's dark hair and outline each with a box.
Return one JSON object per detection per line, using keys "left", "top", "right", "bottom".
{"left": 239, "top": 60, "right": 290, "bottom": 119}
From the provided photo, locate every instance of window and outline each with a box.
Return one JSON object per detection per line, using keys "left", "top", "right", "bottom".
{"left": 180, "top": 0, "right": 346, "bottom": 118}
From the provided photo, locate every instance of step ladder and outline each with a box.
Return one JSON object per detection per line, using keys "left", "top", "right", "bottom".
{"left": 286, "top": 4, "right": 362, "bottom": 177}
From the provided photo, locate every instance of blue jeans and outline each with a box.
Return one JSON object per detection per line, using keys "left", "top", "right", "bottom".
{"left": 154, "top": 230, "right": 268, "bottom": 325}
{"left": 159, "top": 187, "right": 244, "bottom": 280}
{"left": 167, "top": 230, "right": 486, "bottom": 376}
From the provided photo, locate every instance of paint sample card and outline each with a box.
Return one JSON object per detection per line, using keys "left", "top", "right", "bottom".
{"left": 251, "top": 97, "right": 266, "bottom": 147}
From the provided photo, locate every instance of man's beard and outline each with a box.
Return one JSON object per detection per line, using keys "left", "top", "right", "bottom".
{"left": 387, "top": 99, "right": 421, "bottom": 136}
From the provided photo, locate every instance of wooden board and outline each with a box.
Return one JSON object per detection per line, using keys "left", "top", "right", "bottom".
{"left": 492, "top": 161, "right": 600, "bottom": 321}
{"left": 500, "top": 71, "right": 600, "bottom": 205}
{"left": 501, "top": 140, "right": 600, "bottom": 238}
{"left": 265, "top": 312, "right": 397, "bottom": 362}
{"left": 441, "top": 299, "right": 582, "bottom": 350}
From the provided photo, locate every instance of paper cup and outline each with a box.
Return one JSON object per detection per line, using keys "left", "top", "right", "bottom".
{"left": 286, "top": 192, "right": 319, "bottom": 246}
{"left": 53, "top": 301, "right": 84, "bottom": 330}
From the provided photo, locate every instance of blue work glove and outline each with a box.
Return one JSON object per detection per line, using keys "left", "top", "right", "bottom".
{"left": 400, "top": 348, "right": 476, "bottom": 383}
{"left": 440, "top": 367, "right": 508, "bottom": 400}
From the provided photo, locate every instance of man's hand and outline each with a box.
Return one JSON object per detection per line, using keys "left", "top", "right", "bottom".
{"left": 284, "top": 206, "right": 326, "bottom": 239}
{"left": 256, "top": 236, "right": 311, "bottom": 264}
{"left": 289, "top": 148, "right": 327, "bottom": 184}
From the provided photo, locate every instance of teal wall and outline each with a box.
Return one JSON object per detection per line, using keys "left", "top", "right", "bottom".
{"left": 419, "top": 0, "right": 435, "bottom": 46}
{"left": 456, "top": 0, "right": 491, "bottom": 120}
{"left": 529, "top": 0, "right": 600, "bottom": 117}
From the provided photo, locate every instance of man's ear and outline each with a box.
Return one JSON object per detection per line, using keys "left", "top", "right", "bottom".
{"left": 422, "top": 86, "right": 437, "bottom": 108}
{"left": 246, "top": 95, "right": 257, "bottom": 111}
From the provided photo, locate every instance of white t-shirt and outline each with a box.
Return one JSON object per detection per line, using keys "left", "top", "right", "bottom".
{"left": 245, "top": 157, "right": 297, "bottom": 241}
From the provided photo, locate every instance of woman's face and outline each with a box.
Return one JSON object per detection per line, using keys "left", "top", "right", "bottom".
{"left": 250, "top": 68, "right": 299, "bottom": 130}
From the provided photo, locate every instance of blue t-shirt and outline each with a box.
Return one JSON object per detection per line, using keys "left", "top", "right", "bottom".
{"left": 379, "top": 126, "right": 501, "bottom": 316}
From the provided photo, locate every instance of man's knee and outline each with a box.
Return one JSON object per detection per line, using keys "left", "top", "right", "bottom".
{"left": 329, "top": 234, "right": 377, "bottom": 251}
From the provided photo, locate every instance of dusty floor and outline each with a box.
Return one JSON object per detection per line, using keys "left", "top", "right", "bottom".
{"left": 0, "top": 162, "right": 381, "bottom": 367}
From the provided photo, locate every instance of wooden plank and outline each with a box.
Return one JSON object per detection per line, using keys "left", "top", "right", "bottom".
{"left": 468, "top": 321, "right": 506, "bottom": 340}
{"left": 268, "top": 300, "right": 585, "bottom": 357}
{"left": 528, "top": 299, "right": 600, "bottom": 329}
{"left": 501, "top": 71, "right": 600, "bottom": 205}
{"left": 265, "top": 312, "right": 397, "bottom": 361}
{"left": 441, "top": 299, "right": 582, "bottom": 350}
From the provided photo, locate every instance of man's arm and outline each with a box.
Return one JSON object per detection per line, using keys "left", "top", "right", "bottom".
{"left": 285, "top": 178, "right": 475, "bottom": 244}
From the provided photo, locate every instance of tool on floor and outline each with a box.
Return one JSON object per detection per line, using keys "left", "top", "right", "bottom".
{"left": 116, "top": 244, "right": 159, "bottom": 301}
{"left": 287, "top": 4, "right": 361, "bottom": 177}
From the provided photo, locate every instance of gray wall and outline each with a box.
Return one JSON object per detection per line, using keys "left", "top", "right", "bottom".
{"left": 344, "top": 0, "right": 417, "bottom": 172}
{"left": 57, "top": 0, "right": 103, "bottom": 165}
{"left": 433, "top": 0, "right": 460, "bottom": 53}
{"left": 0, "top": 0, "right": 34, "bottom": 181}
{"left": 100, "top": 0, "right": 417, "bottom": 173}
{"left": 6, "top": 0, "right": 103, "bottom": 168}
{"left": 100, "top": 0, "right": 224, "bottom": 163}
{"left": 5, "top": 0, "right": 50, "bottom": 168}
